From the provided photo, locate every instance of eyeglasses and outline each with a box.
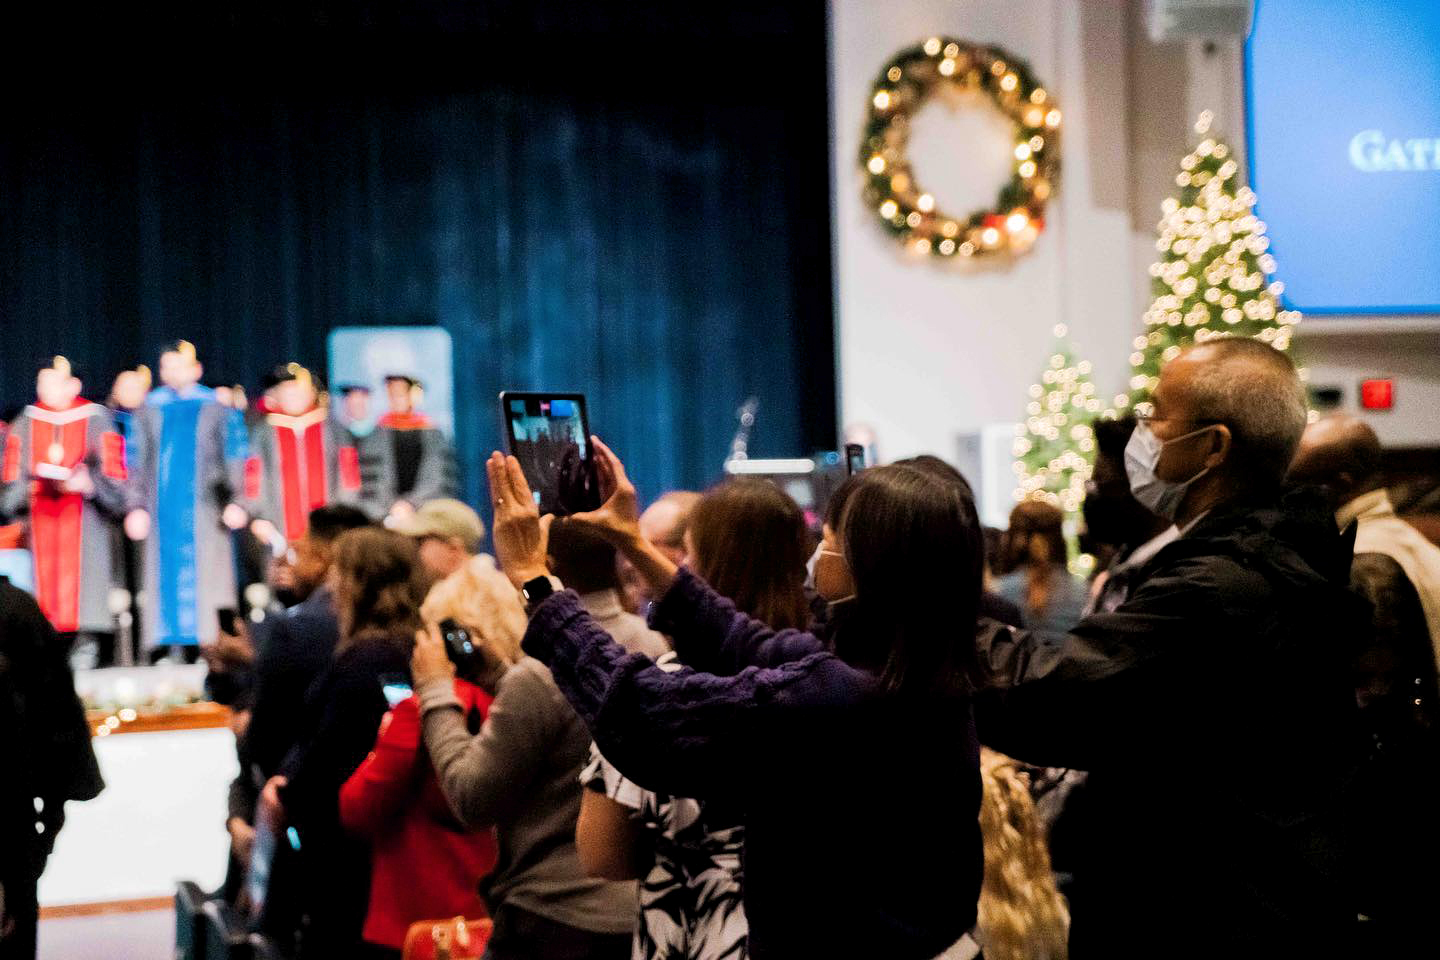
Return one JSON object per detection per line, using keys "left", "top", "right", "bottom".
{"left": 1134, "top": 413, "right": 1221, "bottom": 428}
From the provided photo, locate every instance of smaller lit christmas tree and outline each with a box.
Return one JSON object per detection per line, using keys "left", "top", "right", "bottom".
{"left": 1126, "top": 111, "right": 1301, "bottom": 412}
{"left": 1013, "top": 325, "right": 1102, "bottom": 570}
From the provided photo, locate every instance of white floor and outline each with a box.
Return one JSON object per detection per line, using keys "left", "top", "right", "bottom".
{"left": 39, "top": 909, "right": 173, "bottom": 960}
{"left": 40, "top": 727, "right": 236, "bottom": 906}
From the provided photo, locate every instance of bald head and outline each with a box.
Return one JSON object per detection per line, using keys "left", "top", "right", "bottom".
{"left": 639, "top": 491, "right": 702, "bottom": 565}
{"left": 1287, "top": 414, "right": 1383, "bottom": 503}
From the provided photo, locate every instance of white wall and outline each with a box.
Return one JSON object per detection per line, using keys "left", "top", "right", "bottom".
{"left": 832, "top": 0, "right": 1440, "bottom": 479}
{"left": 832, "top": 0, "right": 1139, "bottom": 467}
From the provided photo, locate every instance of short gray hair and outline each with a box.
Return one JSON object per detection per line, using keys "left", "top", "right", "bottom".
{"left": 1179, "top": 339, "right": 1307, "bottom": 487}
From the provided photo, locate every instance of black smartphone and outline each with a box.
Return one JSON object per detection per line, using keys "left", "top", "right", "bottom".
{"left": 845, "top": 443, "right": 866, "bottom": 476}
{"left": 439, "top": 618, "right": 484, "bottom": 679}
{"left": 498, "top": 391, "right": 601, "bottom": 516}
{"left": 378, "top": 673, "right": 413, "bottom": 708}
{"left": 217, "top": 608, "right": 240, "bottom": 636}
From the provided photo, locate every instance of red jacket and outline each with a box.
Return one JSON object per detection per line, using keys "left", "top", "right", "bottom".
{"left": 340, "top": 678, "right": 499, "bottom": 949}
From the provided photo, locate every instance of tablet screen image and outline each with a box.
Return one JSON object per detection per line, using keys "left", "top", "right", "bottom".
{"left": 499, "top": 392, "right": 601, "bottom": 516}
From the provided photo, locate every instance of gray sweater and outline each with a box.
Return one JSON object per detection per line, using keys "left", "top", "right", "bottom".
{"left": 418, "top": 657, "right": 636, "bottom": 933}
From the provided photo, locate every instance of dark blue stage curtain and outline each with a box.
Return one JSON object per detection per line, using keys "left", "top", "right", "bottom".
{"left": 0, "top": 2, "right": 834, "bottom": 507}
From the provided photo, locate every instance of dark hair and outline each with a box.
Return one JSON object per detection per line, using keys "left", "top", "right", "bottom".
{"left": 999, "top": 501, "right": 1068, "bottom": 620}
{"left": 838, "top": 465, "right": 983, "bottom": 696}
{"left": 893, "top": 456, "right": 998, "bottom": 575}
{"left": 825, "top": 474, "right": 860, "bottom": 530}
{"left": 893, "top": 455, "right": 976, "bottom": 501}
{"left": 307, "top": 504, "right": 373, "bottom": 544}
{"left": 332, "top": 527, "right": 427, "bottom": 656}
{"left": 689, "top": 480, "right": 811, "bottom": 631}
{"left": 548, "top": 519, "right": 620, "bottom": 595}
{"left": 1091, "top": 415, "right": 1137, "bottom": 465}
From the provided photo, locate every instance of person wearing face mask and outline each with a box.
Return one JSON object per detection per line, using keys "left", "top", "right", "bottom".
{"left": 809, "top": 459, "right": 1025, "bottom": 633}
{"left": 975, "top": 339, "right": 1365, "bottom": 959}
{"left": 1079, "top": 417, "right": 1176, "bottom": 616}
{"left": 491, "top": 445, "right": 986, "bottom": 960}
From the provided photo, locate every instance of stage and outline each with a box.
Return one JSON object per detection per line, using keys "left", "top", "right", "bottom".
{"left": 40, "top": 665, "right": 235, "bottom": 911}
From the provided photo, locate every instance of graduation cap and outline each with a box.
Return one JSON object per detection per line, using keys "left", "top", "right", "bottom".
{"left": 383, "top": 374, "right": 422, "bottom": 390}
{"left": 159, "top": 339, "right": 198, "bottom": 362}
{"left": 263, "top": 362, "right": 321, "bottom": 393}
{"left": 40, "top": 355, "right": 81, "bottom": 380}
{"left": 110, "top": 364, "right": 152, "bottom": 391}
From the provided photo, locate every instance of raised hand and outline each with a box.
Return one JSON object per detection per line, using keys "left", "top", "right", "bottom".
{"left": 412, "top": 622, "right": 457, "bottom": 688}
{"left": 486, "top": 452, "right": 554, "bottom": 589}
{"left": 567, "top": 436, "right": 642, "bottom": 546}
{"left": 569, "top": 437, "right": 679, "bottom": 596}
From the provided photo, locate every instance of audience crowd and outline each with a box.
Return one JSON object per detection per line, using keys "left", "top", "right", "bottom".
{"left": 4, "top": 339, "right": 1440, "bottom": 959}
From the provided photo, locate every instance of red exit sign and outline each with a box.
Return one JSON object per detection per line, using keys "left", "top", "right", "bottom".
{"left": 1359, "top": 378, "right": 1395, "bottom": 411}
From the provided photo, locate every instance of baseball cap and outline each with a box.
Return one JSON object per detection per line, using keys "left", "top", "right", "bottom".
{"left": 390, "top": 499, "right": 486, "bottom": 553}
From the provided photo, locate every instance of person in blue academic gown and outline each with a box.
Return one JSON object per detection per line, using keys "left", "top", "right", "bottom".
{"left": 125, "top": 341, "right": 248, "bottom": 656}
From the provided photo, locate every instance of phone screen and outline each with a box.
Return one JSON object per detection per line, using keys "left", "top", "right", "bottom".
{"left": 499, "top": 392, "right": 601, "bottom": 516}
{"left": 845, "top": 443, "right": 866, "bottom": 476}
{"left": 380, "top": 675, "right": 413, "bottom": 708}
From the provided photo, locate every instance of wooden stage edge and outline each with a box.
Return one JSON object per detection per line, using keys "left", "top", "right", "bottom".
{"left": 86, "top": 701, "right": 232, "bottom": 737}
{"left": 40, "top": 896, "right": 174, "bottom": 919}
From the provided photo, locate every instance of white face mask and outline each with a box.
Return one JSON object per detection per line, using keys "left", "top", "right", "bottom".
{"left": 804, "top": 541, "right": 824, "bottom": 591}
{"left": 1124, "top": 420, "right": 1217, "bottom": 521}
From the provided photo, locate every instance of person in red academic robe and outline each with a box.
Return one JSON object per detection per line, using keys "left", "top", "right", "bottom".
{"left": 0, "top": 358, "right": 128, "bottom": 640}
{"left": 238, "top": 364, "right": 361, "bottom": 548}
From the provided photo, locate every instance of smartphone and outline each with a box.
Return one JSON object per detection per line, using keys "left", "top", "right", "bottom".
{"left": 217, "top": 608, "right": 240, "bottom": 636}
{"left": 440, "top": 618, "right": 484, "bottom": 678}
{"left": 498, "top": 391, "right": 601, "bottom": 516}
{"left": 845, "top": 443, "right": 866, "bottom": 476}
{"left": 379, "top": 673, "right": 413, "bottom": 709}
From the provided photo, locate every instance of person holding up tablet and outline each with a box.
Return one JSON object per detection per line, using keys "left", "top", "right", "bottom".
{"left": 484, "top": 442, "right": 984, "bottom": 960}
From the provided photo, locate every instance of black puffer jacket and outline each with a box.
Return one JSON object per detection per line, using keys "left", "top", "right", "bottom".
{"left": 976, "top": 492, "right": 1364, "bottom": 959}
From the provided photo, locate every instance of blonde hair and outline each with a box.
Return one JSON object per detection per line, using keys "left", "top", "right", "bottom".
{"left": 977, "top": 748, "right": 1070, "bottom": 960}
{"left": 421, "top": 555, "right": 527, "bottom": 675}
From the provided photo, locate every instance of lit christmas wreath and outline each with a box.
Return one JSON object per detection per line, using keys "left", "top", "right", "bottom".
{"left": 861, "top": 37, "right": 1061, "bottom": 258}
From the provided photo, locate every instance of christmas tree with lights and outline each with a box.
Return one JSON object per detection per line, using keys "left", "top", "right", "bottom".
{"left": 1125, "top": 112, "right": 1301, "bottom": 412}
{"left": 1013, "top": 325, "right": 1101, "bottom": 567}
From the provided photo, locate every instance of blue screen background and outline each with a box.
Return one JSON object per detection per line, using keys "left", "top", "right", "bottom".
{"left": 1247, "top": 0, "right": 1440, "bottom": 313}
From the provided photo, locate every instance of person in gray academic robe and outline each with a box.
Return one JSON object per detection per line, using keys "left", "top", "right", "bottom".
{"left": 358, "top": 375, "right": 456, "bottom": 521}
